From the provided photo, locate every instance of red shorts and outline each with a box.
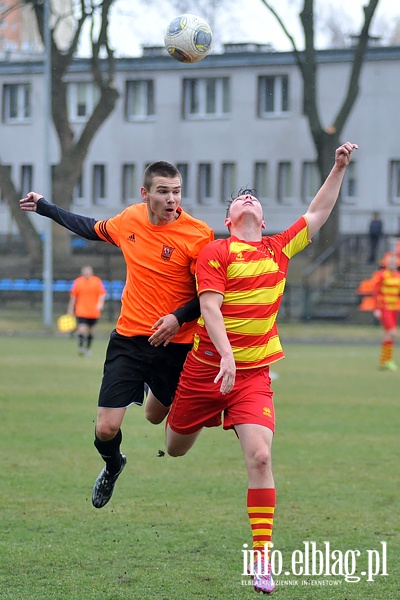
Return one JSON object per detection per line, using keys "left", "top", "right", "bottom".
{"left": 380, "top": 309, "right": 398, "bottom": 331}
{"left": 167, "top": 352, "right": 275, "bottom": 435}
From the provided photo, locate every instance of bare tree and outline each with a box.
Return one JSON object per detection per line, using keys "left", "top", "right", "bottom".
{"left": 0, "top": 0, "right": 119, "bottom": 263}
{"left": 259, "top": 0, "right": 380, "bottom": 252}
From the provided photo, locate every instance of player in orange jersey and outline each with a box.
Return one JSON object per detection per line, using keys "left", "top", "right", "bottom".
{"left": 20, "top": 161, "right": 213, "bottom": 508}
{"left": 67, "top": 265, "right": 106, "bottom": 356}
{"left": 166, "top": 142, "right": 358, "bottom": 595}
{"left": 372, "top": 253, "right": 400, "bottom": 371}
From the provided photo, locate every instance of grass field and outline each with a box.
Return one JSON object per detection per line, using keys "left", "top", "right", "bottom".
{"left": 0, "top": 326, "right": 399, "bottom": 599}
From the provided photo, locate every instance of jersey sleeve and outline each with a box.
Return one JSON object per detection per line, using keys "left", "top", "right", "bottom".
{"left": 196, "top": 240, "right": 227, "bottom": 295}
{"left": 187, "top": 226, "right": 214, "bottom": 276}
{"left": 36, "top": 198, "right": 100, "bottom": 241}
{"left": 69, "top": 278, "right": 79, "bottom": 297}
{"left": 271, "top": 216, "right": 311, "bottom": 259}
{"left": 94, "top": 213, "right": 123, "bottom": 247}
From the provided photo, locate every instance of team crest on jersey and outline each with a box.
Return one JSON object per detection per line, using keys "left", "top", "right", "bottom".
{"left": 161, "top": 245, "right": 175, "bottom": 260}
{"left": 127, "top": 234, "right": 136, "bottom": 242}
{"left": 236, "top": 251, "right": 245, "bottom": 261}
{"left": 208, "top": 259, "right": 220, "bottom": 269}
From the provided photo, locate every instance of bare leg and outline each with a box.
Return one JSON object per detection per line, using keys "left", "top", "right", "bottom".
{"left": 145, "top": 390, "right": 170, "bottom": 425}
{"left": 165, "top": 423, "right": 202, "bottom": 457}
{"left": 96, "top": 407, "right": 126, "bottom": 440}
{"left": 235, "top": 423, "right": 274, "bottom": 488}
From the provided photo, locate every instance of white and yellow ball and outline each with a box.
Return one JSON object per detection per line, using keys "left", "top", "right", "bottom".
{"left": 164, "top": 14, "right": 213, "bottom": 63}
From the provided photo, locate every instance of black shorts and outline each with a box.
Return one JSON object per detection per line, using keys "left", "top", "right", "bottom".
{"left": 77, "top": 317, "right": 98, "bottom": 326}
{"left": 98, "top": 331, "right": 192, "bottom": 409}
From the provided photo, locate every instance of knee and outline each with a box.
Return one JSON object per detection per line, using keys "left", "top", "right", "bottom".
{"left": 166, "top": 445, "right": 187, "bottom": 458}
{"left": 95, "top": 422, "right": 120, "bottom": 440}
{"left": 144, "top": 405, "right": 168, "bottom": 425}
{"left": 250, "top": 447, "right": 272, "bottom": 474}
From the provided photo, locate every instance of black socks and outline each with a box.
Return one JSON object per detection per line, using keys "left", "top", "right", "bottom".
{"left": 94, "top": 428, "right": 123, "bottom": 475}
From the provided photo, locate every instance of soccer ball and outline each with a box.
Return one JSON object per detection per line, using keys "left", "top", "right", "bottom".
{"left": 164, "top": 14, "right": 213, "bottom": 63}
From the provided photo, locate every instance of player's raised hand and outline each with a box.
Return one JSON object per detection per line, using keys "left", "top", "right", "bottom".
{"left": 335, "top": 142, "right": 358, "bottom": 168}
{"left": 19, "top": 191, "right": 43, "bottom": 212}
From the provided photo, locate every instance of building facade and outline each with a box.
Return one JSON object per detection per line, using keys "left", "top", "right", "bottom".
{"left": 1, "top": 43, "right": 400, "bottom": 239}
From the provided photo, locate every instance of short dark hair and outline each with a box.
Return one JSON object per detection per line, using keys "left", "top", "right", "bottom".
{"left": 225, "top": 187, "right": 256, "bottom": 217}
{"left": 143, "top": 161, "right": 182, "bottom": 190}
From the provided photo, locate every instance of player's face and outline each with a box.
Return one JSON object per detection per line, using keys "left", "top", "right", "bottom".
{"left": 386, "top": 255, "right": 398, "bottom": 271}
{"left": 141, "top": 176, "right": 182, "bottom": 225}
{"left": 225, "top": 194, "right": 265, "bottom": 228}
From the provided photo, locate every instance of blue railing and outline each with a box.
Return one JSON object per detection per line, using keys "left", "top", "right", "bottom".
{"left": 0, "top": 278, "right": 124, "bottom": 300}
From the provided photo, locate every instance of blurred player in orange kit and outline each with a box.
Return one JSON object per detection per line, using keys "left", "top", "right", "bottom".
{"left": 67, "top": 265, "right": 106, "bottom": 356}
{"left": 372, "top": 253, "right": 400, "bottom": 371}
{"left": 166, "top": 142, "right": 358, "bottom": 595}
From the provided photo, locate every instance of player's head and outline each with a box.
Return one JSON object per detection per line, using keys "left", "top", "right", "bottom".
{"left": 385, "top": 253, "right": 398, "bottom": 271}
{"left": 81, "top": 265, "right": 93, "bottom": 278}
{"left": 143, "top": 161, "right": 182, "bottom": 191}
{"left": 225, "top": 188, "right": 264, "bottom": 231}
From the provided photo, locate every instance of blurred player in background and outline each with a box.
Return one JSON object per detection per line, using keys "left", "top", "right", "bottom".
{"left": 372, "top": 253, "right": 400, "bottom": 371}
{"left": 67, "top": 265, "right": 106, "bottom": 356}
{"left": 165, "top": 142, "right": 358, "bottom": 595}
{"left": 20, "top": 161, "right": 213, "bottom": 509}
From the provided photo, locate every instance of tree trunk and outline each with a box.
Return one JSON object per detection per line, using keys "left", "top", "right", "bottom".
{"left": 0, "top": 164, "right": 42, "bottom": 265}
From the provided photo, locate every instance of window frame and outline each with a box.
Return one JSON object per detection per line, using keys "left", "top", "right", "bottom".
{"left": 258, "top": 75, "right": 289, "bottom": 118}
{"left": 183, "top": 77, "right": 230, "bottom": 120}
{"left": 3, "top": 83, "right": 31, "bottom": 123}
{"left": 125, "top": 79, "right": 155, "bottom": 121}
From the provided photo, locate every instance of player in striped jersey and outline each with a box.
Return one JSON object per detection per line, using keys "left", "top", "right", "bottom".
{"left": 166, "top": 142, "right": 358, "bottom": 594}
{"left": 372, "top": 253, "right": 400, "bottom": 370}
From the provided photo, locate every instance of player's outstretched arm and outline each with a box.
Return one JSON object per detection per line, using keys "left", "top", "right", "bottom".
{"left": 305, "top": 142, "right": 358, "bottom": 238}
{"left": 20, "top": 191, "right": 101, "bottom": 241}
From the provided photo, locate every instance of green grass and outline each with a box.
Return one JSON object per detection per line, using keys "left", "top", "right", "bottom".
{"left": 0, "top": 332, "right": 399, "bottom": 599}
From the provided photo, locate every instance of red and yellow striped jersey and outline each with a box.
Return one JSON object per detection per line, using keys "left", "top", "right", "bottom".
{"left": 192, "top": 216, "right": 310, "bottom": 368}
{"left": 373, "top": 268, "right": 400, "bottom": 310}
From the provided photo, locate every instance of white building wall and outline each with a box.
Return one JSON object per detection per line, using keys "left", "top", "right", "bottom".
{"left": 1, "top": 46, "right": 400, "bottom": 240}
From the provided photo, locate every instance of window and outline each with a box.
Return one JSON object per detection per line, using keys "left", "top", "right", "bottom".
{"left": 277, "top": 162, "right": 293, "bottom": 204}
{"left": 92, "top": 164, "right": 106, "bottom": 204}
{"left": 390, "top": 161, "right": 400, "bottom": 204}
{"left": 74, "top": 173, "right": 85, "bottom": 205}
{"left": 197, "top": 163, "right": 213, "bottom": 205}
{"left": 122, "top": 164, "right": 136, "bottom": 204}
{"left": 20, "top": 165, "right": 33, "bottom": 197}
{"left": 183, "top": 78, "right": 230, "bottom": 119}
{"left": 342, "top": 162, "right": 357, "bottom": 204}
{"left": 254, "top": 162, "right": 269, "bottom": 199}
{"left": 0, "top": 165, "right": 11, "bottom": 202}
{"left": 258, "top": 75, "right": 289, "bottom": 117}
{"left": 68, "top": 82, "right": 100, "bottom": 121}
{"left": 176, "top": 163, "right": 189, "bottom": 198}
{"left": 302, "top": 162, "right": 319, "bottom": 204}
{"left": 125, "top": 80, "right": 155, "bottom": 120}
{"left": 3, "top": 83, "right": 31, "bottom": 123}
{"left": 221, "top": 163, "right": 236, "bottom": 203}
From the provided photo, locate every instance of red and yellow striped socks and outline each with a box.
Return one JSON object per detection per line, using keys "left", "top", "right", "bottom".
{"left": 247, "top": 488, "right": 276, "bottom": 555}
{"left": 380, "top": 340, "right": 393, "bottom": 366}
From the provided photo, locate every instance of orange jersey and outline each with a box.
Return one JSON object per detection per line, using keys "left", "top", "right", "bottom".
{"left": 193, "top": 217, "right": 310, "bottom": 368}
{"left": 70, "top": 276, "right": 106, "bottom": 319}
{"left": 373, "top": 268, "right": 400, "bottom": 310}
{"left": 94, "top": 203, "right": 213, "bottom": 342}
